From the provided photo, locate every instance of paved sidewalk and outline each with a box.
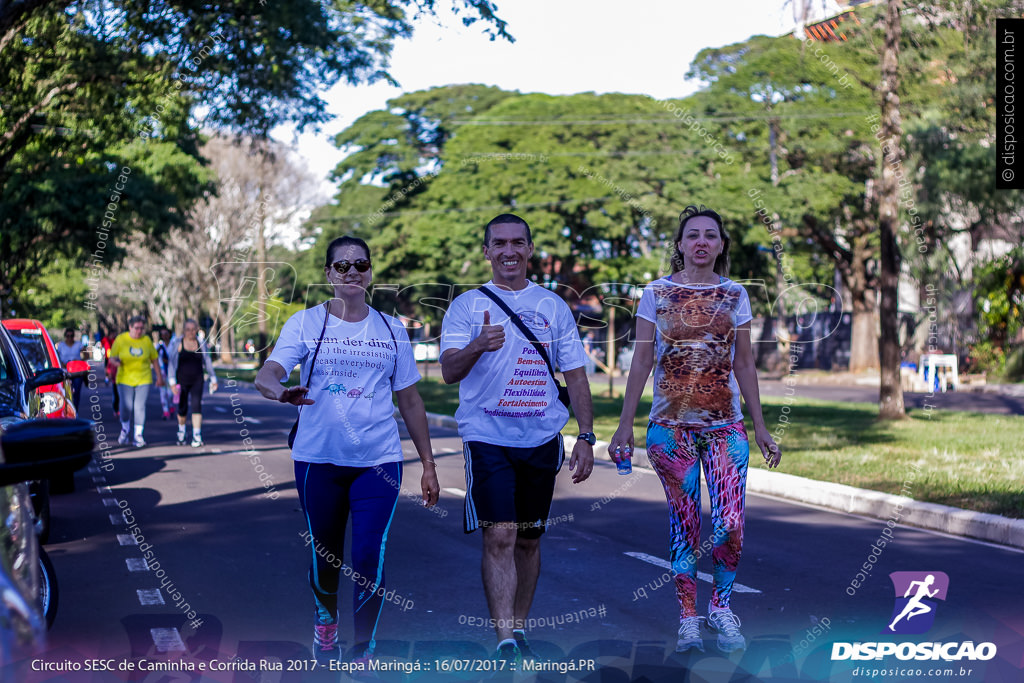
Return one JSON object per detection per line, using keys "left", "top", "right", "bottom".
{"left": 422, "top": 411, "right": 1024, "bottom": 551}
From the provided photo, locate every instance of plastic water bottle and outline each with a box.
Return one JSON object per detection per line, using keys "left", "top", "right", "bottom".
{"left": 614, "top": 447, "right": 632, "bottom": 475}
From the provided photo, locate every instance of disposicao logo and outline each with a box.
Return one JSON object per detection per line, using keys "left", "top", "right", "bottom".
{"left": 884, "top": 571, "right": 949, "bottom": 635}
{"left": 832, "top": 571, "right": 997, "bottom": 663}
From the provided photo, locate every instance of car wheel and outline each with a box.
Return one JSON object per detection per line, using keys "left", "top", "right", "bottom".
{"left": 39, "top": 546, "right": 59, "bottom": 629}
{"left": 30, "top": 479, "right": 51, "bottom": 544}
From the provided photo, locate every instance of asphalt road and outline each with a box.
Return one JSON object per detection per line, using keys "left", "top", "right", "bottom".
{"left": 10, "top": 374, "right": 1023, "bottom": 683}
{"left": 757, "top": 380, "right": 1024, "bottom": 416}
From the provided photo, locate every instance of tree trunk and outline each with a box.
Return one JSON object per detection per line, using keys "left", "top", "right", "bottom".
{"left": 756, "top": 313, "right": 779, "bottom": 369}
{"left": 877, "top": 0, "right": 906, "bottom": 419}
{"left": 256, "top": 218, "right": 268, "bottom": 368}
{"left": 850, "top": 305, "right": 879, "bottom": 372}
{"left": 217, "top": 307, "right": 233, "bottom": 364}
{"left": 847, "top": 235, "right": 879, "bottom": 372}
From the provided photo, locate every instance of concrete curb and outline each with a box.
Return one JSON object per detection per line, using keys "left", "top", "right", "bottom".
{"left": 743, "top": 468, "right": 1024, "bottom": 550}
{"left": 424, "top": 411, "right": 1024, "bottom": 551}
{"left": 424, "top": 412, "right": 459, "bottom": 431}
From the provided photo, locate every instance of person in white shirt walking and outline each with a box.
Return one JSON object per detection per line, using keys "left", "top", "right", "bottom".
{"left": 55, "top": 328, "right": 86, "bottom": 412}
{"left": 255, "top": 235, "right": 439, "bottom": 669}
{"left": 440, "top": 214, "right": 595, "bottom": 667}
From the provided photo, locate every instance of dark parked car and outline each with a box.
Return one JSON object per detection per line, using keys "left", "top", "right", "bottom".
{"left": 0, "top": 418, "right": 94, "bottom": 668}
{"left": 2, "top": 320, "right": 90, "bottom": 498}
{"left": 0, "top": 322, "right": 88, "bottom": 541}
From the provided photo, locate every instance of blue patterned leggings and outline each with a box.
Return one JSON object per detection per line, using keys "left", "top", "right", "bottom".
{"left": 646, "top": 420, "right": 749, "bottom": 618}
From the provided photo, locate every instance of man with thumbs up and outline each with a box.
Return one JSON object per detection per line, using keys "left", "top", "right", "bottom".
{"left": 440, "top": 213, "right": 594, "bottom": 666}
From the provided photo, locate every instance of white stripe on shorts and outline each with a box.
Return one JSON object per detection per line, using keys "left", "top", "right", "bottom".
{"left": 463, "top": 441, "right": 478, "bottom": 532}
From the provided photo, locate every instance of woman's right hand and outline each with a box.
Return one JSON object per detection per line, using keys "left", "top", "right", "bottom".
{"left": 278, "top": 386, "right": 314, "bottom": 406}
{"left": 607, "top": 425, "right": 634, "bottom": 464}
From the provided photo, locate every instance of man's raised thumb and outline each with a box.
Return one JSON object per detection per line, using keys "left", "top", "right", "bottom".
{"left": 483, "top": 310, "right": 490, "bottom": 326}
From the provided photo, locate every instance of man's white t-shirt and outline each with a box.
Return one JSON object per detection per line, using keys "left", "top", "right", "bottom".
{"left": 267, "top": 305, "right": 420, "bottom": 466}
{"left": 440, "top": 281, "right": 586, "bottom": 447}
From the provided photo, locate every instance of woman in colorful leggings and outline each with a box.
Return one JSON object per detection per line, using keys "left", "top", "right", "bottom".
{"left": 255, "top": 236, "right": 438, "bottom": 668}
{"left": 610, "top": 205, "right": 781, "bottom": 654}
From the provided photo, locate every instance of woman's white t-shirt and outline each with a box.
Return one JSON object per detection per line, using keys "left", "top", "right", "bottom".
{"left": 267, "top": 305, "right": 420, "bottom": 466}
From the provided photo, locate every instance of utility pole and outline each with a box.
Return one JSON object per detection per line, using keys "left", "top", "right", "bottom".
{"left": 607, "top": 304, "right": 616, "bottom": 398}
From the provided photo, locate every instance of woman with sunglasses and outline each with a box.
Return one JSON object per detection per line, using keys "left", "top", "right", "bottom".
{"left": 255, "top": 236, "right": 439, "bottom": 669}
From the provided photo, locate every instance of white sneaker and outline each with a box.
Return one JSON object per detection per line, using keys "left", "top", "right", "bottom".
{"left": 118, "top": 428, "right": 130, "bottom": 445}
{"left": 134, "top": 435, "right": 146, "bottom": 448}
{"left": 676, "top": 616, "right": 704, "bottom": 652}
{"left": 191, "top": 435, "right": 203, "bottom": 448}
{"left": 706, "top": 608, "right": 745, "bottom": 653}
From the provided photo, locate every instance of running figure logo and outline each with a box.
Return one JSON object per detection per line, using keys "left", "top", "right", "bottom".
{"left": 884, "top": 571, "right": 949, "bottom": 634}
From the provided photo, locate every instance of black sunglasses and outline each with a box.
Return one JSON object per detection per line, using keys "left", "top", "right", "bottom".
{"left": 330, "top": 259, "right": 371, "bottom": 274}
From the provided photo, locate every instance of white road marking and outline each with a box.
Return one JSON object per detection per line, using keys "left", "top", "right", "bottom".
{"left": 109, "top": 513, "right": 125, "bottom": 525}
{"left": 126, "top": 558, "right": 150, "bottom": 572}
{"left": 96, "top": 485, "right": 112, "bottom": 494}
{"left": 137, "top": 588, "right": 165, "bottom": 606}
{"left": 102, "top": 498, "right": 119, "bottom": 507}
{"left": 150, "top": 627, "right": 186, "bottom": 652}
{"left": 215, "top": 406, "right": 228, "bottom": 413}
{"left": 625, "top": 551, "right": 762, "bottom": 594}
{"left": 443, "top": 487, "right": 467, "bottom": 497}
{"left": 245, "top": 416, "right": 262, "bottom": 424}
{"left": 117, "top": 534, "right": 138, "bottom": 546}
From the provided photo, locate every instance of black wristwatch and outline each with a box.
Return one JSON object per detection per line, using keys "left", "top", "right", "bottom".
{"left": 576, "top": 432, "right": 596, "bottom": 446}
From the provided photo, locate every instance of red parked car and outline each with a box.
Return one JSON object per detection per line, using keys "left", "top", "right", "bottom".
{"left": 2, "top": 320, "right": 90, "bottom": 503}
{"left": 1, "top": 320, "right": 89, "bottom": 419}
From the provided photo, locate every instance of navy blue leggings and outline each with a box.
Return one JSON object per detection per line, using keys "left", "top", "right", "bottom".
{"left": 295, "top": 460, "right": 402, "bottom": 655}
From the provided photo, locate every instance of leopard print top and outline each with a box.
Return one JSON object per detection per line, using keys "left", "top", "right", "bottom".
{"left": 636, "top": 277, "right": 752, "bottom": 427}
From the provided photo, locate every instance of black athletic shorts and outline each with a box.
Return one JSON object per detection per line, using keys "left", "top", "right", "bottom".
{"left": 463, "top": 434, "right": 564, "bottom": 539}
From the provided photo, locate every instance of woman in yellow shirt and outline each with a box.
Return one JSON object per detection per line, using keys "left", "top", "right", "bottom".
{"left": 109, "top": 316, "right": 165, "bottom": 447}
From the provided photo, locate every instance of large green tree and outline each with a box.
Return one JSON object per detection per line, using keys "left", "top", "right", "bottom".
{"left": 1, "top": 0, "right": 508, "bottom": 314}
{"left": 310, "top": 84, "right": 828, "bottom": 362}
{"left": 906, "top": 1, "right": 1024, "bottom": 359}
{"left": 688, "top": 32, "right": 882, "bottom": 372}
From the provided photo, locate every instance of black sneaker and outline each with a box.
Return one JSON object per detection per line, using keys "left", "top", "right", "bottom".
{"left": 512, "top": 631, "right": 538, "bottom": 660}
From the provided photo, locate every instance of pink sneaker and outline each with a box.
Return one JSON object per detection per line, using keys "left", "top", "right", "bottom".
{"left": 312, "top": 621, "right": 338, "bottom": 666}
